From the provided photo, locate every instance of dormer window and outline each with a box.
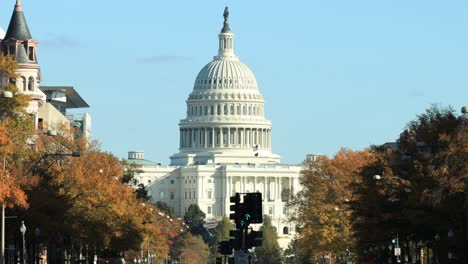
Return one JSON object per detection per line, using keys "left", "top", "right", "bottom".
{"left": 28, "top": 47, "right": 34, "bottom": 61}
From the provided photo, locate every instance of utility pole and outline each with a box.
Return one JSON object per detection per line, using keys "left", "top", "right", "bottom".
{"left": 1, "top": 157, "right": 5, "bottom": 264}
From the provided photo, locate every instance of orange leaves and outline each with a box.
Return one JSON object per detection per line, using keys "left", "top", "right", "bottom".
{"left": 0, "top": 171, "right": 28, "bottom": 208}
{"left": 289, "top": 148, "right": 377, "bottom": 258}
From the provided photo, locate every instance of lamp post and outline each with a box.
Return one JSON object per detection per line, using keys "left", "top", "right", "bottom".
{"left": 0, "top": 89, "right": 13, "bottom": 264}
{"left": 461, "top": 106, "right": 467, "bottom": 264}
{"left": 34, "top": 228, "right": 40, "bottom": 264}
{"left": 20, "top": 221, "right": 26, "bottom": 264}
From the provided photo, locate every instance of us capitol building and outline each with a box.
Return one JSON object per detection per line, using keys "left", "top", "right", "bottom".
{"left": 129, "top": 8, "right": 303, "bottom": 248}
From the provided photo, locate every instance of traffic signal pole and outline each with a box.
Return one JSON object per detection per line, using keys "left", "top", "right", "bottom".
{"left": 228, "top": 192, "right": 263, "bottom": 264}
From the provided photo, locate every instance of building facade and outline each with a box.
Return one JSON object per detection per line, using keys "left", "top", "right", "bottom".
{"left": 0, "top": 0, "right": 90, "bottom": 140}
{"left": 129, "top": 8, "right": 303, "bottom": 248}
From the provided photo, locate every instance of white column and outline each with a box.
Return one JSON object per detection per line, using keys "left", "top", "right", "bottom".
{"left": 235, "top": 128, "right": 238, "bottom": 147}
{"left": 279, "top": 177, "right": 283, "bottom": 201}
{"left": 210, "top": 128, "right": 214, "bottom": 147}
{"left": 263, "top": 129, "right": 266, "bottom": 149}
{"left": 269, "top": 129, "right": 272, "bottom": 149}
{"left": 240, "top": 128, "right": 244, "bottom": 148}
{"left": 254, "top": 176, "right": 257, "bottom": 192}
{"left": 227, "top": 128, "right": 231, "bottom": 148}
{"left": 220, "top": 128, "right": 224, "bottom": 148}
{"left": 204, "top": 128, "right": 208, "bottom": 148}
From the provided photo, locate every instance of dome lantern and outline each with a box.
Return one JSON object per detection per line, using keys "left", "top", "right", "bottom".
{"left": 215, "top": 7, "right": 236, "bottom": 60}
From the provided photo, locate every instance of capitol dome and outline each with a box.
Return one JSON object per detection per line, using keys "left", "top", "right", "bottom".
{"left": 170, "top": 7, "right": 280, "bottom": 166}
{"left": 194, "top": 58, "right": 258, "bottom": 91}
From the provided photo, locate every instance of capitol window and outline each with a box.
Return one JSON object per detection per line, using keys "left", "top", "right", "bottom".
{"left": 207, "top": 206, "right": 212, "bottom": 214}
{"left": 208, "top": 190, "right": 212, "bottom": 199}
{"left": 170, "top": 180, "right": 174, "bottom": 184}
{"left": 269, "top": 207, "right": 273, "bottom": 215}
{"left": 170, "top": 192, "right": 174, "bottom": 200}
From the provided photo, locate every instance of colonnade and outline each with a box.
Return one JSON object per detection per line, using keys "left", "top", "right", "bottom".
{"left": 187, "top": 103, "right": 264, "bottom": 117}
{"left": 225, "top": 175, "right": 296, "bottom": 203}
{"left": 180, "top": 127, "right": 271, "bottom": 149}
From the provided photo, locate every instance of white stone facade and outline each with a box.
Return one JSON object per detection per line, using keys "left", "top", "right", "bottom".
{"left": 129, "top": 10, "right": 303, "bottom": 249}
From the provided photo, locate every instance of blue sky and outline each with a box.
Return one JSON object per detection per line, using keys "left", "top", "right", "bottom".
{"left": 1, "top": 0, "right": 467, "bottom": 164}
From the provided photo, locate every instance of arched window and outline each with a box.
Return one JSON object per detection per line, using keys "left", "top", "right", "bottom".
{"left": 224, "top": 104, "right": 228, "bottom": 115}
{"left": 283, "top": 226, "right": 289, "bottom": 235}
{"left": 230, "top": 105, "right": 234, "bottom": 115}
{"left": 28, "top": 77, "right": 34, "bottom": 91}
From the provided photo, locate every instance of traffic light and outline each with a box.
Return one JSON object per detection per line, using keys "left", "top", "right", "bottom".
{"left": 229, "top": 230, "right": 242, "bottom": 250}
{"left": 230, "top": 193, "right": 249, "bottom": 229}
{"left": 229, "top": 193, "right": 241, "bottom": 228}
{"left": 218, "top": 240, "right": 232, "bottom": 256}
{"left": 244, "top": 193, "right": 263, "bottom": 224}
{"left": 392, "top": 238, "right": 396, "bottom": 244}
{"left": 246, "top": 230, "right": 262, "bottom": 249}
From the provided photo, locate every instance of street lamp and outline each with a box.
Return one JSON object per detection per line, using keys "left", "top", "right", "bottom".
{"left": 373, "top": 175, "right": 409, "bottom": 186}
{"left": 34, "top": 228, "right": 40, "bottom": 264}
{"left": 461, "top": 106, "right": 468, "bottom": 264}
{"left": 19, "top": 221, "right": 26, "bottom": 264}
{"left": 1, "top": 91, "right": 12, "bottom": 99}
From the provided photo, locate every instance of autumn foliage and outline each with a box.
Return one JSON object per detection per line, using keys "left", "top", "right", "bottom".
{"left": 287, "top": 148, "right": 377, "bottom": 261}
{"left": 1, "top": 54, "right": 184, "bottom": 262}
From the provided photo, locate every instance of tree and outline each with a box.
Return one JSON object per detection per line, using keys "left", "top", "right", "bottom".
{"left": 287, "top": 148, "right": 376, "bottom": 261}
{"left": 255, "top": 215, "right": 282, "bottom": 264}
{"left": 184, "top": 204, "right": 206, "bottom": 236}
{"left": 0, "top": 53, "right": 33, "bottom": 210}
{"left": 353, "top": 105, "right": 467, "bottom": 263}
{"left": 155, "top": 201, "right": 175, "bottom": 216}
{"left": 180, "top": 235, "right": 209, "bottom": 264}
{"left": 208, "top": 216, "right": 234, "bottom": 263}
{"left": 121, "top": 160, "right": 149, "bottom": 200}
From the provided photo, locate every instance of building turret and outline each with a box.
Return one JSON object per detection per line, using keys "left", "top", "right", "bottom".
{"left": 0, "top": 0, "right": 45, "bottom": 127}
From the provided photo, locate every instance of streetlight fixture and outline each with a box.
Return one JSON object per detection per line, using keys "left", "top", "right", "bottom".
{"left": 0, "top": 91, "right": 12, "bottom": 99}
{"left": 19, "top": 221, "right": 26, "bottom": 264}
{"left": 373, "top": 174, "right": 407, "bottom": 183}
